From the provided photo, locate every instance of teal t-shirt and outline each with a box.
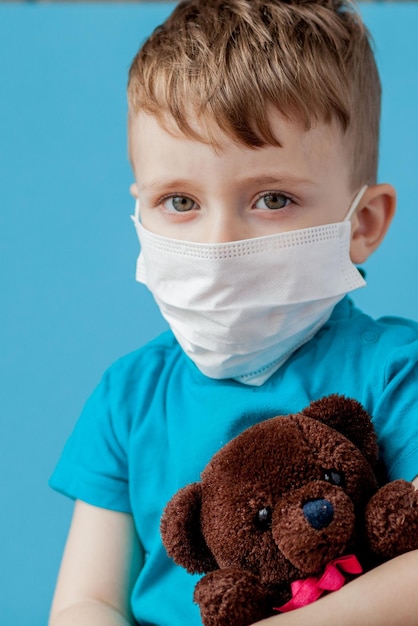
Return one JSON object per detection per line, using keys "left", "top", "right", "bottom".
{"left": 50, "top": 297, "right": 418, "bottom": 625}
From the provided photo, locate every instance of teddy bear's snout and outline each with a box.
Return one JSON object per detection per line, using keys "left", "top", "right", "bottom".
{"left": 272, "top": 483, "right": 356, "bottom": 574}
{"left": 302, "top": 498, "right": 334, "bottom": 530}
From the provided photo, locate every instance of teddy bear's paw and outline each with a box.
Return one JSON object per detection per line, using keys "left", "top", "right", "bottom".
{"left": 194, "top": 568, "right": 271, "bottom": 626}
{"left": 366, "top": 479, "right": 418, "bottom": 559}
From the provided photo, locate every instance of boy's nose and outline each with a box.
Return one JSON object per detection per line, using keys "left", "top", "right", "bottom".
{"left": 204, "top": 216, "right": 248, "bottom": 243}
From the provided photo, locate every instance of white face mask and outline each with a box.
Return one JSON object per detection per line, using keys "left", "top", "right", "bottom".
{"left": 131, "top": 187, "right": 367, "bottom": 386}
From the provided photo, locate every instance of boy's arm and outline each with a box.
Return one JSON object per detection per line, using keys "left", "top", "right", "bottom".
{"left": 254, "top": 477, "right": 418, "bottom": 626}
{"left": 49, "top": 500, "right": 142, "bottom": 626}
{"left": 254, "top": 551, "right": 418, "bottom": 626}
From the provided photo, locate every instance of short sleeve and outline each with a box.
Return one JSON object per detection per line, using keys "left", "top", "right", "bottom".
{"left": 49, "top": 367, "right": 132, "bottom": 513}
{"left": 372, "top": 333, "right": 418, "bottom": 482}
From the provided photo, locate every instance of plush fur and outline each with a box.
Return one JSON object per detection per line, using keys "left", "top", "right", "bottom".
{"left": 161, "top": 395, "right": 418, "bottom": 626}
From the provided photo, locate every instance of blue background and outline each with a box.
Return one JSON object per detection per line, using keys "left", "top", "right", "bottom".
{"left": 1, "top": 3, "right": 418, "bottom": 624}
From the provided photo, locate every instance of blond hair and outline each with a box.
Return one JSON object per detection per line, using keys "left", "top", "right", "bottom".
{"left": 128, "top": 0, "right": 381, "bottom": 188}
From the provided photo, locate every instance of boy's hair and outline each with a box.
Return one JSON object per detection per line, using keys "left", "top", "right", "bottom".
{"left": 128, "top": 0, "right": 381, "bottom": 189}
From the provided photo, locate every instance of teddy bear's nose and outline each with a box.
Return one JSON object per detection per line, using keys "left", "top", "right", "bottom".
{"left": 302, "top": 499, "right": 334, "bottom": 530}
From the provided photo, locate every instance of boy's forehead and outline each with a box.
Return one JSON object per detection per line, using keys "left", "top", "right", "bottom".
{"left": 130, "top": 108, "right": 345, "bottom": 150}
{"left": 129, "top": 110, "right": 352, "bottom": 186}
{"left": 128, "top": 108, "right": 234, "bottom": 153}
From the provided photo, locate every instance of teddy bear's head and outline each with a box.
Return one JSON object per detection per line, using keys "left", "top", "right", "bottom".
{"left": 161, "top": 395, "right": 380, "bottom": 587}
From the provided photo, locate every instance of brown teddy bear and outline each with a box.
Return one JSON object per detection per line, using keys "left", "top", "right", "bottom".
{"left": 161, "top": 395, "right": 418, "bottom": 626}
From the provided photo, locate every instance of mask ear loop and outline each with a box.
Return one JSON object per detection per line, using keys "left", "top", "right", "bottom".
{"left": 344, "top": 185, "right": 368, "bottom": 221}
{"left": 131, "top": 198, "right": 147, "bottom": 283}
{"left": 131, "top": 199, "right": 141, "bottom": 225}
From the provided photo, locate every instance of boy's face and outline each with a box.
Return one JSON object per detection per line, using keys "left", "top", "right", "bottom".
{"left": 129, "top": 109, "right": 357, "bottom": 244}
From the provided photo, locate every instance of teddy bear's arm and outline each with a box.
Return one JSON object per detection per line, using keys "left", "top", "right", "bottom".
{"left": 365, "top": 479, "right": 418, "bottom": 560}
{"left": 194, "top": 568, "right": 277, "bottom": 626}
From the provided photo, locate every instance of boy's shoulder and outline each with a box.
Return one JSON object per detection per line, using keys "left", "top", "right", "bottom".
{"left": 106, "top": 329, "right": 182, "bottom": 380}
{"left": 77, "top": 330, "right": 185, "bottom": 430}
{"left": 323, "top": 297, "right": 418, "bottom": 373}
{"left": 330, "top": 297, "right": 418, "bottom": 340}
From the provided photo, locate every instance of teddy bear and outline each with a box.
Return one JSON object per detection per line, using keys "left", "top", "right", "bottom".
{"left": 160, "top": 395, "right": 418, "bottom": 626}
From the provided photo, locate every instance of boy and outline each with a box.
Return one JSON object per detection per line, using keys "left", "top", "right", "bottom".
{"left": 49, "top": 1, "right": 418, "bottom": 625}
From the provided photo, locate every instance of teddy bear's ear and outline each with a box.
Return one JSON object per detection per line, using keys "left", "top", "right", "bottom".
{"left": 160, "top": 482, "right": 218, "bottom": 575}
{"left": 301, "top": 394, "right": 379, "bottom": 466}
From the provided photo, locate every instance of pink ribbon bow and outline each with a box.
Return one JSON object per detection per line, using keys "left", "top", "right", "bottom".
{"left": 275, "top": 554, "right": 363, "bottom": 613}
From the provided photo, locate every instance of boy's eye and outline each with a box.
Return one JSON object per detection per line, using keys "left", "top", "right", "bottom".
{"left": 163, "top": 195, "right": 197, "bottom": 212}
{"left": 256, "top": 193, "right": 291, "bottom": 211}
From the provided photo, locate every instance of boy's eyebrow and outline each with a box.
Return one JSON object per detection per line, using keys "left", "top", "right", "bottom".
{"left": 138, "top": 179, "right": 196, "bottom": 192}
{"left": 236, "top": 174, "right": 315, "bottom": 188}
{"left": 138, "top": 174, "right": 315, "bottom": 193}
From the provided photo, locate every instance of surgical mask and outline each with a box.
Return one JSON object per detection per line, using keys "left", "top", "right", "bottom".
{"left": 131, "top": 187, "right": 367, "bottom": 386}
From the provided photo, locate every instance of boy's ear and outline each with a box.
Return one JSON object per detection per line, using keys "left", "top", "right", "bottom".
{"left": 130, "top": 182, "right": 139, "bottom": 198}
{"left": 349, "top": 183, "right": 396, "bottom": 264}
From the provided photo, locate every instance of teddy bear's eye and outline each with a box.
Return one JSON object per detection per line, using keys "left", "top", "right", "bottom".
{"left": 256, "top": 507, "right": 272, "bottom": 530}
{"left": 323, "top": 469, "right": 345, "bottom": 487}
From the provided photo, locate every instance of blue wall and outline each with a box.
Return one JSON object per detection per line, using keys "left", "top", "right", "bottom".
{"left": 1, "top": 3, "right": 418, "bottom": 624}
